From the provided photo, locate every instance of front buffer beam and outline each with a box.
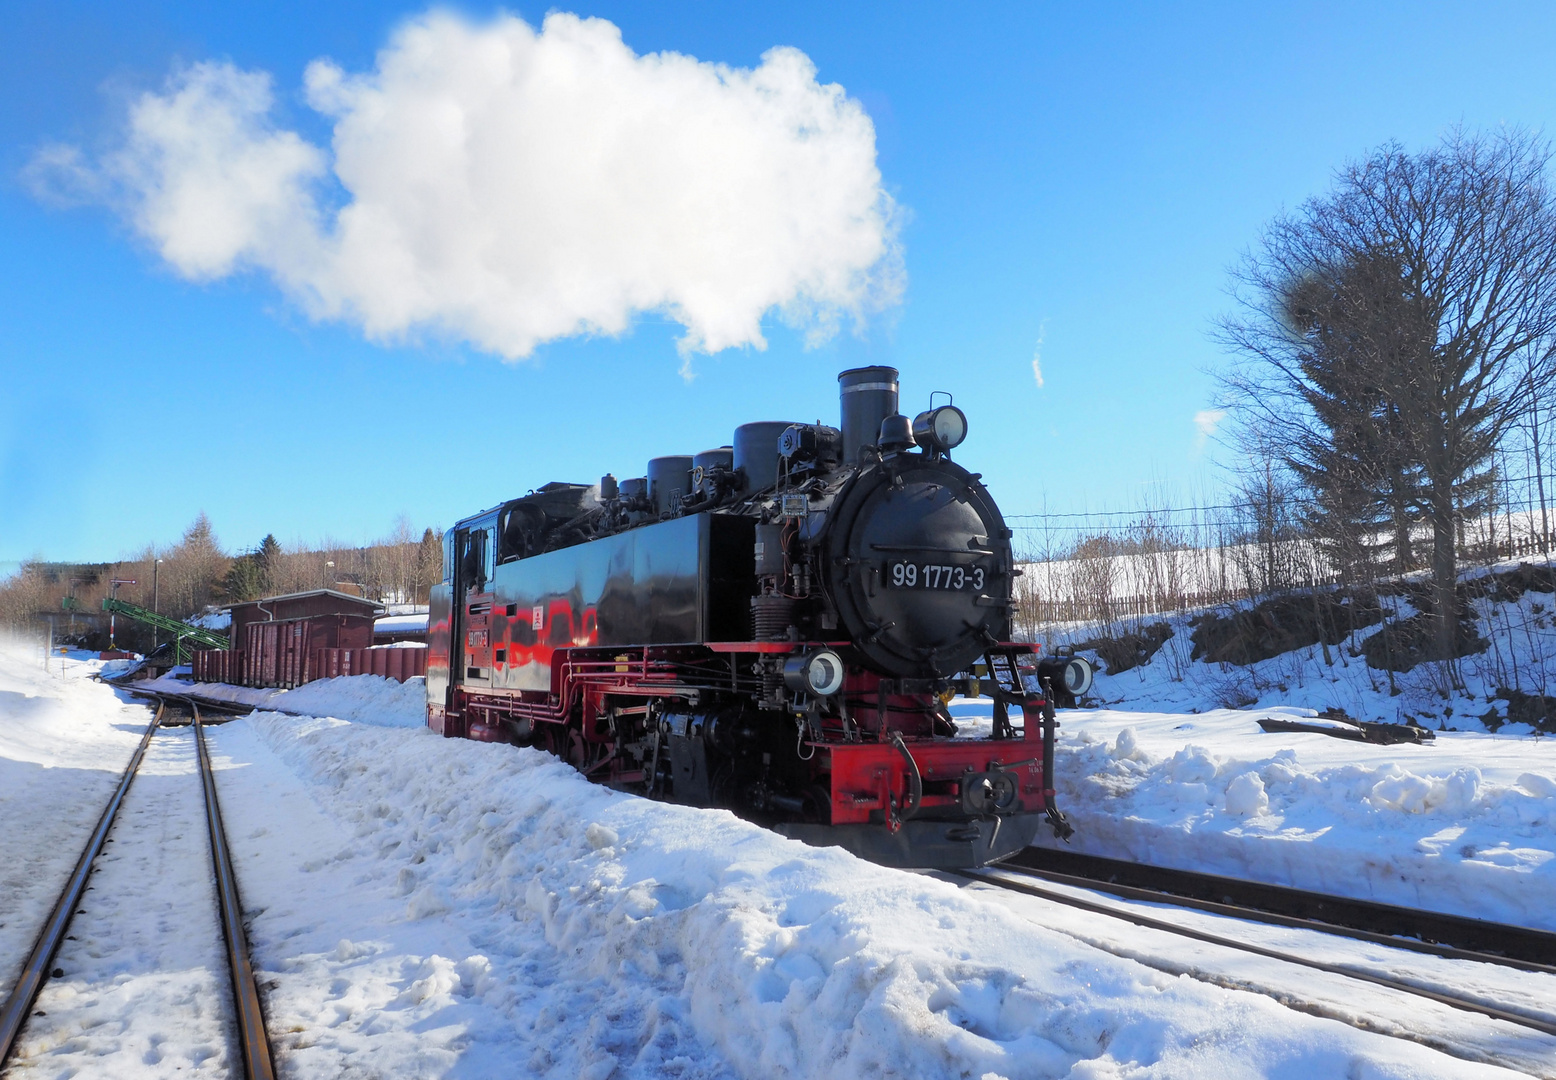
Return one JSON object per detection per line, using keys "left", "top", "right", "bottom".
{"left": 778, "top": 813, "right": 1046, "bottom": 869}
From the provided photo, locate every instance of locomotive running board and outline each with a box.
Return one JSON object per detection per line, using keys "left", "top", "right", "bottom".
{"left": 778, "top": 813, "right": 1045, "bottom": 870}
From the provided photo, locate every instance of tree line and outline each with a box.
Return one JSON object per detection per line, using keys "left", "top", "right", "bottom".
{"left": 0, "top": 514, "right": 445, "bottom": 650}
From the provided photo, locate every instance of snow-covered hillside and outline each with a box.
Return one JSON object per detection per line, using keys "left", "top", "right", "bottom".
{"left": 1056, "top": 557, "right": 1556, "bottom": 734}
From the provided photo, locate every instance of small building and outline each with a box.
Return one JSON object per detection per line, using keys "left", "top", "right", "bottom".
{"left": 226, "top": 589, "right": 383, "bottom": 650}
{"left": 222, "top": 589, "right": 384, "bottom": 688}
{"left": 193, "top": 589, "right": 429, "bottom": 688}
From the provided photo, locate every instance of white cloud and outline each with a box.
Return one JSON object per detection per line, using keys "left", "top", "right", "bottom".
{"left": 20, "top": 143, "right": 109, "bottom": 207}
{"left": 29, "top": 10, "right": 902, "bottom": 361}
{"left": 1031, "top": 322, "right": 1047, "bottom": 388}
{"left": 1193, "top": 408, "right": 1226, "bottom": 452}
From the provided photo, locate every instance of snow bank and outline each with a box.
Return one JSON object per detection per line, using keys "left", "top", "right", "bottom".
{"left": 132, "top": 672, "right": 426, "bottom": 727}
{"left": 1033, "top": 706, "right": 1556, "bottom": 931}
{"left": 273, "top": 675, "right": 425, "bottom": 727}
{"left": 230, "top": 710, "right": 1515, "bottom": 1078}
{"left": 0, "top": 639, "right": 153, "bottom": 1001}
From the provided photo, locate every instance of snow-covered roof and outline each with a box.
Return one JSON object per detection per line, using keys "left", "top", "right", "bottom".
{"left": 226, "top": 588, "right": 382, "bottom": 612}
{"left": 374, "top": 613, "right": 428, "bottom": 633}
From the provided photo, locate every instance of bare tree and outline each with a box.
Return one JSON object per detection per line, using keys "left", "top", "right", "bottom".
{"left": 158, "top": 513, "right": 230, "bottom": 618}
{"left": 1219, "top": 129, "right": 1556, "bottom": 666}
{"left": 416, "top": 527, "right": 444, "bottom": 604}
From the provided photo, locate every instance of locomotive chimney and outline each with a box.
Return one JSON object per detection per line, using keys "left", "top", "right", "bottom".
{"left": 838, "top": 366, "right": 899, "bottom": 466}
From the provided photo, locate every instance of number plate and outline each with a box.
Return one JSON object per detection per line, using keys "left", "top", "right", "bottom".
{"left": 885, "top": 561, "right": 985, "bottom": 591}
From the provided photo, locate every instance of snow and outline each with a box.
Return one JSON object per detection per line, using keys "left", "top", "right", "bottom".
{"left": 5, "top": 640, "right": 1551, "bottom": 1077}
{"left": 1024, "top": 705, "right": 1556, "bottom": 932}
{"left": 948, "top": 689, "right": 1556, "bottom": 931}
{"left": 1053, "top": 556, "right": 1556, "bottom": 735}
{"left": 964, "top": 870, "right": 1556, "bottom": 1076}
{"left": 188, "top": 608, "right": 231, "bottom": 631}
{"left": 0, "top": 641, "right": 150, "bottom": 1003}
{"left": 373, "top": 612, "right": 428, "bottom": 635}
{"left": 993, "top": 556, "right": 1556, "bottom": 929}
{"left": 130, "top": 670, "right": 427, "bottom": 727}
{"left": 217, "top": 705, "right": 1532, "bottom": 1078}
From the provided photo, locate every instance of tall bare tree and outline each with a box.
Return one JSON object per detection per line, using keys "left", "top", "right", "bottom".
{"left": 1219, "top": 129, "right": 1556, "bottom": 665}
{"left": 160, "top": 513, "right": 231, "bottom": 618}
{"left": 416, "top": 527, "right": 444, "bottom": 603}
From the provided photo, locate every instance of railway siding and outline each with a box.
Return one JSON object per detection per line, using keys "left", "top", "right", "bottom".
{"left": 959, "top": 864, "right": 1556, "bottom": 1077}
{"left": 0, "top": 687, "right": 277, "bottom": 1079}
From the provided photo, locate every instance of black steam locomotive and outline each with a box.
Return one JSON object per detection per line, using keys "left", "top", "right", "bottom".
{"left": 426, "top": 367, "right": 1090, "bottom": 868}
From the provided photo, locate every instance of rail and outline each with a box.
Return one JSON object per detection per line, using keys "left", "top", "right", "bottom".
{"left": 192, "top": 698, "right": 276, "bottom": 1080}
{"left": 0, "top": 694, "right": 276, "bottom": 1079}
{"left": 1005, "top": 847, "right": 1556, "bottom": 966}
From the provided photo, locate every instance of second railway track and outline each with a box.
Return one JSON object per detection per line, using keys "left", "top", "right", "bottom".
{"left": 953, "top": 855, "right": 1556, "bottom": 1077}
{"left": 0, "top": 694, "right": 276, "bottom": 1079}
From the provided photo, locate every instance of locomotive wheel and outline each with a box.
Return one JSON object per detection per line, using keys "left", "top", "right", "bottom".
{"left": 537, "top": 722, "right": 585, "bottom": 768}
{"left": 801, "top": 782, "right": 834, "bottom": 825}
{"left": 709, "top": 762, "right": 737, "bottom": 808}
{"left": 564, "top": 726, "right": 614, "bottom": 776}
{"left": 536, "top": 722, "right": 564, "bottom": 759}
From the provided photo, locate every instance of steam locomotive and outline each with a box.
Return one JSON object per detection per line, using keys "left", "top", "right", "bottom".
{"left": 425, "top": 367, "right": 1091, "bottom": 868}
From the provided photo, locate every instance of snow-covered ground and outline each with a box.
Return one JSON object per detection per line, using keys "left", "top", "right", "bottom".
{"left": 5, "top": 637, "right": 1553, "bottom": 1077}
{"left": 131, "top": 670, "right": 427, "bottom": 727}
{"left": 961, "top": 868, "right": 1556, "bottom": 1077}
{"left": 219, "top": 702, "right": 1545, "bottom": 1078}
{"left": 1026, "top": 705, "right": 1556, "bottom": 933}
{"left": 1000, "top": 556, "right": 1556, "bottom": 931}
{"left": 0, "top": 644, "right": 149, "bottom": 1003}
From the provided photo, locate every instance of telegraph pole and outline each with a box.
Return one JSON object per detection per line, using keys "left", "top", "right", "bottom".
{"left": 152, "top": 557, "right": 163, "bottom": 649}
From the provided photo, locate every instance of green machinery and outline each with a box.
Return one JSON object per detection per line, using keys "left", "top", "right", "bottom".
{"left": 62, "top": 596, "right": 230, "bottom": 664}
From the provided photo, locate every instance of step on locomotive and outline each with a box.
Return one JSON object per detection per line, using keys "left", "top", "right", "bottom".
{"left": 426, "top": 366, "right": 1092, "bottom": 869}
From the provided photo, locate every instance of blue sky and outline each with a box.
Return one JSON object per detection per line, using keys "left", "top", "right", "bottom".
{"left": 3, "top": 1, "right": 1555, "bottom": 564}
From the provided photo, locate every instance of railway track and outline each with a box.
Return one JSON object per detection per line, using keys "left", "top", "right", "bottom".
{"left": 955, "top": 854, "right": 1556, "bottom": 1076}
{"left": 1007, "top": 846, "right": 1556, "bottom": 966}
{"left": 0, "top": 694, "right": 276, "bottom": 1079}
